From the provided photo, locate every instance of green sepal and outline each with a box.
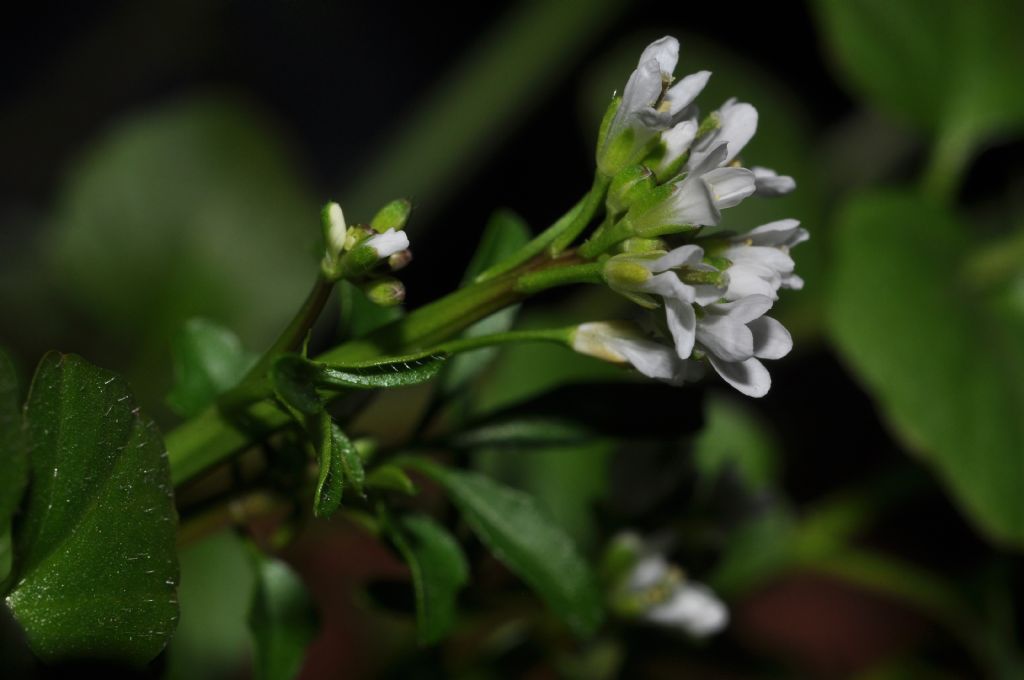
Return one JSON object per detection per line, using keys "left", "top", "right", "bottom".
{"left": 370, "top": 199, "right": 412, "bottom": 233}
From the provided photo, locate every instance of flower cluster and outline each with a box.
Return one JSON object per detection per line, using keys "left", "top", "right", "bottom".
{"left": 575, "top": 36, "right": 806, "bottom": 398}
{"left": 320, "top": 199, "right": 412, "bottom": 305}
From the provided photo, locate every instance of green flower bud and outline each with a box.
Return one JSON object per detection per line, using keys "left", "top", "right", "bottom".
{"left": 607, "top": 164, "right": 655, "bottom": 216}
{"left": 362, "top": 277, "right": 406, "bottom": 307}
{"left": 616, "top": 237, "right": 667, "bottom": 254}
{"left": 370, "top": 199, "right": 412, "bottom": 233}
{"left": 602, "top": 257, "right": 651, "bottom": 289}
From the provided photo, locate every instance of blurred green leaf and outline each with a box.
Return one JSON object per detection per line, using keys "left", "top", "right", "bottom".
{"left": 168, "top": 532, "right": 254, "bottom": 680}
{"left": 811, "top": 0, "right": 1024, "bottom": 192}
{"left": 383, "top": 513, "right": 469, "bottom": 645}
{"left": 693, "top": 393, "right": 780, "bottom": 493}
{"left": 365, "top": 465, "right": 417, "bottom": 496}
{"left": 167, "top": 317, "right": 257, "bottom": 418}
{"left": 406, "top": 460, "right": 603, "bottom": 635}
{"left": 828, "top": 191, "right": 1024, "bottom": 545}
{"left": 6, "top": 353, "right": 178, "bottom": 664}
{"left": 248, "top": 551, "right": 318, "bottom": 680}
{"left": 0, "top": 350, "right": 27, "bottom": 547}
{"left": 338, "top": 280, "right": 404, "bottom": 342}
{"left": 49, "top": 98, "right": 314, "bottom": 403}
{"left": 452, "top": 417, "right": 593, "bottom": 450}
{"left": 441, "top": 210, "right": 531, "bottom": 396}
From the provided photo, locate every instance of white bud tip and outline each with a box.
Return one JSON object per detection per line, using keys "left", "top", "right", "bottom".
{"left": 326, "top": 202, "right": 347, "bottom": 254}
{"left": 365, "top": 228, "right": 410, "bottom": 259}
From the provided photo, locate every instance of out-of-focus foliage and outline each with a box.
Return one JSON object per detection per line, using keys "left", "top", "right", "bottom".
{"left": 829, "top": 192, "right": 1024, "bottom": 545}
{"left": 248, "top": 550, "right": 319, "bottom": 680}
{"left": 167, "top": 318, "right": 257, "bottom": 418}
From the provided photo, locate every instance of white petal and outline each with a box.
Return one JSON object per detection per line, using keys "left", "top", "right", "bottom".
{"left": 665, "top": 297, "right": 696, "bottom": 358}
{"left": 619, "top": 60, "right": 664, "bottom": 121}
{"left": 645, "top": 582, "right": 729, "bottom": 637}
{"left": 725, "top": 245, "right": 795, "bottom": 274}
{"left": 752, "top": 166, "right": 796, "bottom": 196}
{"left": 650, "top": 243, "right": 703, "bottom": 272}
{"left": 665, "top": 70, "right": 711, "bottom": 117}
{"left": 697, "top": 315, "right": 753, "bottom": 362}
{"left": 639, "top": 271, "right": 696, "bottom": 302}
{"left": 657, "top": 119, "right": 698, "bottom": 174}
{"left": 661, "top": 175, "right": 720, "bottom": 226}
{"left": 747, "top": 219, "right": 808, "bottom": 248}
{"left": 609, "top": 337, "right": 681, "bottom": 381}
{"left": 724, "top": 264, "right": 778, "bottom": 301}
{"left": 782, "top": 273, "right": 804, "bottom": 290}
{"left": 627, "top": 554, "right": 671, "bottom": 590}
{"left": 750, "top": 316, "right": 792, "bottom": 359}
{"left": 716, "top": 100, "right": 758, "bottom": 163}
{"left": 709, "top": 355, "right": 771, "bottom": 397}
{"left": 711, "top": 294, "right": 774, "bottom": 324}
{"left": 685, "top": 141, "right": 729, "bottom": 176}
{"left": 702, "top": 167, "right": 756, "bottom": 209}
{"left": 638, "top": 36, "right": 679, "bottom": 75}
{"left": 693, "top": 283, "right": 725, "bottom": 306}
{"left": 365, "top": 229, "right": 410, "bottom": 258}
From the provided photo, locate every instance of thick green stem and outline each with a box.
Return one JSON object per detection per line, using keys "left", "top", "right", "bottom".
{"left": 515, "top": 261, "right": 603, "bottom": 294}
{"left": 474, "top": 198, "right": 586, "bottom": 283}
{"left": 549, "top": 174, "right": 611, "bottom": 254}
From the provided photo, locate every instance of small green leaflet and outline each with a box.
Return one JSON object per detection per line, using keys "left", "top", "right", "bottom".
{"left": 316, "top": 353, "right": 448, "bottom": 390}
{"left": 5, "top": 353, "right": 178, "bottom": 665}
{"left": 167, "top": 318, "right": 258, "bottom": 418}
{"left": 382, "top": 513, "right": 469, "bottom": 645}
{"left": 405, "top": 460, "right": 603, "bottom": 635}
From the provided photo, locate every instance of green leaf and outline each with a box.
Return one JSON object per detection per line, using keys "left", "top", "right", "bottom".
{"left": 5, "top": 353, "right": 178, "bottom": 664}
{"left": 338, "top": 280, "right": 404, "bottom": 342}
{"left": 270, "top": 355, "right": 323, "bottom": 417}
{"left": 811, "top": 0, "right": 1024, "bottom": 157}
{"left": 441, "top": 210, "right": 531, "bottom": 395}
{"left": 365, "top": 465, "right": 418, "bottom": 496}
{"left": 383, "top": 513, "right": 469, "bottom": 645}
{"left": 167, "top": 318, "right": 257, "bottom": 418}
{"left": 248, "top": 550, "right": 319, "bottom": 680}
{"left": 451, "top": 417, "right": 592, "bottom": 450}
{"left": 406, "top": 460, "right": 603, "bottom": 635}
{"left": 0, "top": 349, "right": 27, "bottom": 544}
{"left": 316, "top": 353, "right": 448, "bottom": 390}
{"left": 693, "top": 393, "right": 780, "bottom": 493}
{"left": 828, "top": 191, "right": 1024, "bottom": 545}
{"left": 312, "top": 419, "right": 363, "bottom": 520}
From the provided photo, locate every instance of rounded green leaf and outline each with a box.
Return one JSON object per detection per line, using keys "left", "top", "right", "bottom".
{"left": 248, "top": 551, "right": 319, "bottom": 680}
{"left": 828, "top": 192, "right": 1024, "bottom": 545}
{"left": 167, "top": 318, "right": 257, "bottom": 418}
{"left": 5, "top": 353, "right": 179, "bottom": 664}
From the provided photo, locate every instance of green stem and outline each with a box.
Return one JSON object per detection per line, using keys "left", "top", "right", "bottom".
{"left": 578, "top": 217, "right": 632, "bottom": 259}
{"left": 220, "top": 274, "right": 335, "bottom": 410}
{"left": 474, "top": 197, "right": 586, "bottom": 283}
{"left": 549, "top": 174, "right": 611, "bottom": 254}
{"left": 515, "top": 261, "right": 603, "bottom": 294}
{"left": 167, "top": 253, "right": 593, "bottom": 486}
{"left": 922, "top": 127, "right": 973, "bottom": 202}
{"left": 435, "top": 327, "right": 572, "bottom": 354}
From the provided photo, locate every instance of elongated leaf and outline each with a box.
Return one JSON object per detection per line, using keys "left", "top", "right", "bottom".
{"left": 248, "top": 551, "right": 318, "bottom": 680}
{"left": 270, "top": 355, "right": 323, "bottom": 417}
{"left": 407, "top": 460, "right": 603, "bottom": 635}
{"left": 312, "top": 416, "right": 344, "bottom": 519}
{"left": 6, "top": 353, "right": 178, "bottom": 664}
{"left": 317, "top": 353, "right": 448, "bottom": 390}
{"left": 828, "top": 192, "right": 1024, "bottom": 545}
{"left": 383, "top": 514, "right": 469, "bottom": 645}
{"left": 167, "top": 318, "right": 257, "bottom": 417}
{"left": 0, "top": 349, "right": 27, "bottom": 538}
{"left": 451, "top": 417, "right": 592, "bottom": 450}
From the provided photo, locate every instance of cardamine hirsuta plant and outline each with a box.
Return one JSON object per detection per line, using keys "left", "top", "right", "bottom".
{"left": 0, "top": 36, "right": 806, "bottom": 670}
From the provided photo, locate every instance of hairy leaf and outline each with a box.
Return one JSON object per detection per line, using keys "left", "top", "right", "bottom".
{"left": 6, "top": 353, "right": 178, "bottom": 664}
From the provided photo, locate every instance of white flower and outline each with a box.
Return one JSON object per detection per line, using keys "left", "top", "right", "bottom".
{"left": 571, "top": 322, "right": 694, "bottom": 385}
{"left": 721, "top": 219, "right": 809, "bottom": 300}
{"left": 600, "top": 36, "right": 711, "bottom": 171}
{"left": 604, "top": 245, "right": 724, "bottom": 358}
{"left": 695, "top": 295, "right": 792, "bottom": 397}
{"left": 652, "top": 118, "right": 698, "bottom": 179}
{"left": 363, "top": 228, "right": 410, "bottom": 259}
{"left": 623, "top": 553, "right": 728, "bottom": 638}
{"left": 751, "top": 166, "right": 796, "bottom": 196}
{"left": 629, "top": 143, "right": 756, "bottom": 233}
{"left": 685, "top": 98, "right": 758, "bottom": 172}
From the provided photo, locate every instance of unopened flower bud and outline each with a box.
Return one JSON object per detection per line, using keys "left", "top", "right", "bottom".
{"left": 607, "top": 164, "right": 655, "bottom": 215}
{"left": 388, "top": 249, "right": 413, "bottom": 272}
{"left": 617, "top": 237, "right": 667, "bottom": 254}
{"left": 363, "top": 277, "right": 405, "bottom": 307}
{"left": 370, "top": 199, "right": 412, "bottom": 233}
{"left": 321, "top": 202, "right": 347, "bottom": 258}
{"left": 603, "top": 257, "right": 652, "bottom": 289}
